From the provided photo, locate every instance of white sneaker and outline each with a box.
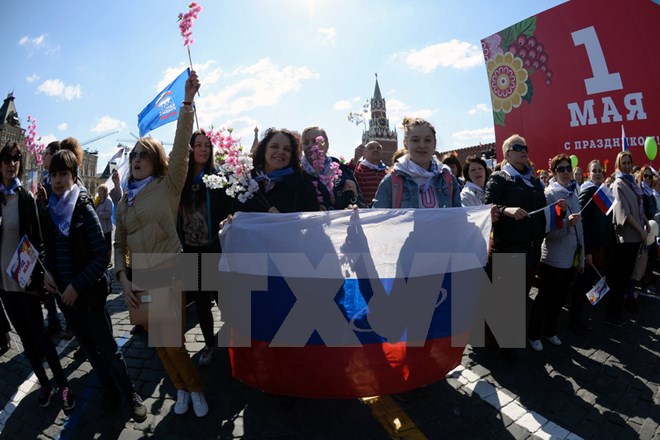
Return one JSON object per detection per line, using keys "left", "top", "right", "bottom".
{"left": 545, "top": 335, "right": 562, "bottom": 346}
{"left": 174, "top": 390, "right": 190, "bottom": 415}
{"left": 190, "top": 391, "right": 208, "bottom": 417}
{"left": 528, "top": 339, "right": 543, "bottom": 351}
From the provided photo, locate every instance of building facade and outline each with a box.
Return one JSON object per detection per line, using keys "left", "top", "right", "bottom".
{"left": 0, "top": 92, "right": 100, "bottom": 194}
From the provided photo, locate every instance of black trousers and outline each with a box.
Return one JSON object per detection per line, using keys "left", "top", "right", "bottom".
{"left": 529, "top": 263, "right": 576, "bottom": 340}
{"left": 606, "top": 242, "right": 639, "bottom": 321}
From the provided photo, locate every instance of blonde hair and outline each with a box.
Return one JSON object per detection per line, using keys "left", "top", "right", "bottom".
{"left": 501, "top": 134, "right": 526, "bottom": 158}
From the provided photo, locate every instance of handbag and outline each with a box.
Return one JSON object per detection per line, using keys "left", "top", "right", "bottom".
{"left": 128, "top": 286, "right": 180, "bottom": 327}
{"left": 571, "top": 218, "right": 583, "bottom": 269}
{"left": 631, "top": 243, "right": 648, "bottom": 281}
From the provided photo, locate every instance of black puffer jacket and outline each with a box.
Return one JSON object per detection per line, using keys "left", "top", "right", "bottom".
{"left": 485, "top": 170, "right": 547, "bottom": 254}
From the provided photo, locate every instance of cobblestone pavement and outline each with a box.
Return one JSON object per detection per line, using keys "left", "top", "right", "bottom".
{"left": 0, "top": 271, "right": 658, "bottom": 439}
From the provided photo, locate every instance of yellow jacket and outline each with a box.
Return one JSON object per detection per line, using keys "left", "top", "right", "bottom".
{"left": 114, "top": 108, "right": 193, "bottom": 275}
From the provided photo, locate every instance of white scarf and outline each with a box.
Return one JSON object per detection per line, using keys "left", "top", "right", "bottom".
{"left": 464, "top": 181, "right": 485, "bottom": 198}
{"left": 393, "top": 155, "right": 448, "bottom": 193}
{"left": 502, "top": 163, "right": 535, "bottom": 188}
{"left": 127, "top": 176, "right": 155, "bottom": 207}
{"left": 48, "top": 184, "right": 81, "bottom": 237}
{"left": 360, "top": 159, "right": 387, "bottom": 171}
{"left": 548, "top": 179, "right": 578, "bottom": 200}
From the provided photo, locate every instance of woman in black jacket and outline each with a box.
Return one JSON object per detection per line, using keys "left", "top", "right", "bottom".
{"left": 0, "top": 142, "right": 74, "bottom": 410}
{"left": 231, "top": 128, "right": 320, "bottom": 214}
{"left": 484, "top": 134, "right": 547, "bottom": 354}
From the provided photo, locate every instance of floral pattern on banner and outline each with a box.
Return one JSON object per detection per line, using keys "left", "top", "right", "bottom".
{"left": 483, "top": 16, "right": 554, "bottom": 127}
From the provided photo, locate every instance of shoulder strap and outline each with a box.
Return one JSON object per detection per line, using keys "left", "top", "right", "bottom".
{"left": 443, "top": 171, "right": 453, "bottom": 207}
{"left": 391, "top": 172, "right": 404, "bottom": 209}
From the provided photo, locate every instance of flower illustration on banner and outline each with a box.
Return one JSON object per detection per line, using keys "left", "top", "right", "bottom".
{"left": 487, "top": 52, "right": 528, "bottom": 114}
{"left": 482, "top": 33, "right": 503, "bottom": 61}
{"left": 482, "top": 15, "right": 555, "bottom": 126}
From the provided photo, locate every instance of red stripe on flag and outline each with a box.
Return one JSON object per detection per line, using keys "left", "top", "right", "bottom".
{"left": 230, "top": 336, "right": 467, "bottom": 398}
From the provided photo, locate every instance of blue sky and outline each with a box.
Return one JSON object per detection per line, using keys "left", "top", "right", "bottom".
{"left": 1, "top": 0, "right": 566, "bottom": 173}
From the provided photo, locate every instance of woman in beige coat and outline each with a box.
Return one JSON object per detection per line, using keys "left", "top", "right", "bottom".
{"left": 608, "top": 151, "right": 648, "bottom": 326}
{"left": 115, "top": 71, "right": 209, "bottom": 417}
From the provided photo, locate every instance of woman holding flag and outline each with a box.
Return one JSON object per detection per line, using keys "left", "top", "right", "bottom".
{"left": 607, "top": 151, "right": 649, "bottom": 325}
{"left": 115, "top": 71, "right": 210, "bottom": 417}
{"left": 0, "top": 141, "right": 75, "bottom": 410}
{"left": 570, "top": 160, "right": 615, "bottom": 334}
{"left": 528, "top": 154, "right": 584, "bottom": 351}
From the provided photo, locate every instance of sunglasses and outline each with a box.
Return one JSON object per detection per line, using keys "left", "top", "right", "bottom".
{"left": 2, "top": 154, "right": 22, "bottom": 164}
{"left": 129, "top": 151, "right": 150, "bottom": 161}
{"left": 509, "top": 144, "right": 528, "bottom": 152}
{"left": 555, "top": 165, "right": 572, "bottom": 173}
{"left": 643, "top": 174, "right": 653, "bottom": 179}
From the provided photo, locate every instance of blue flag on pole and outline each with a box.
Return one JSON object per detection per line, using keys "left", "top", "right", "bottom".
{"left": 137, "top": 68, "right": 190, "bottom": 137}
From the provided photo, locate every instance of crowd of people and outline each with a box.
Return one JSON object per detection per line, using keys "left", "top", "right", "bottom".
{"left": 0, "top": 71, "right": 656, "bottom": 422}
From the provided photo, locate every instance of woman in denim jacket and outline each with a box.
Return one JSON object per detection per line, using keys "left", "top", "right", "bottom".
{"left": 372, "top": 117, "right": 460, "bottom": 209}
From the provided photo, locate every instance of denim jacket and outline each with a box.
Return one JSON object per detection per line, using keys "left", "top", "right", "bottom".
{"left": 372, "top": 170, "right": 461, "bottom": 208}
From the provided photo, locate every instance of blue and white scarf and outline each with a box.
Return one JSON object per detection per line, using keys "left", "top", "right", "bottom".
{"left": 548, "top": 179, "right": 578, "bottom": 200}
{"left": 641, "top": 181, "right": 654, "bottom": 197}
{"left": 0, "top": 178, "right": 21, "bottom": 196}
{"left": 48, "top": 184, "right": 80, "bottom": 237}
{"left": 393, "top": 155, "right": 447, "bottom": 193}
{"left": 255, "top": 167, "right": 294, "bottom": 192}
{"left": 360, "top": 159, "right": 387, "bottom": 171}
{"left": 127, "top": 176, "right": 155, "bottom": 207}
{"left": 302, "top": 155, "right": 334, "bottom": 178}
{"left": 502, "top": 163, "right": 535, "bottom": 188}
{"left": 464, "top": 180, "right": 485, "bottom": 203}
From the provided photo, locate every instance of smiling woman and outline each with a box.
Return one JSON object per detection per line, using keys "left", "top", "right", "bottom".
{"left": 230, "top": 128, "right": 319, "bottom": 214}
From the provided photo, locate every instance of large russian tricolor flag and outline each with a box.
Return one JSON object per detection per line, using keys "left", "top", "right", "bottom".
{"left": 219, "top": 207, "right": 492, "bottom": 398}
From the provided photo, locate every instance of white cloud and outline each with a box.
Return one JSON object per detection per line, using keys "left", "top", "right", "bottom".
{"left": 467, "top": 103, "right": 490, "bottom": 115}
{"left": 451, "top": 127, "right": 495, "bottom": 141}
{"left": 57, "top": 122, "right": 68, "bottom": 131}
{"left": 402, "top": 39, "right": 483, "bottom": 73}
{"left": 40, "top": 134, "right": 58, "bottom": 145}
{"left": 155, "top": 60, "right": 220, "bottom": 91}
{"left": 318, "top": 27, "right": 336, "bottom": 44}
{"left": 352, "top": 96, "right": 363, "bottom": 102}
{"left": 334, "top": 100, "right": 351, "bottom": 110}
{"left": 196, "top": 58, "right": 319, "bottom": 121}
{"left": 36, "top": 79, "right": 82, "bottom": 100}
{"left": 18, "top": 35, "right": 46, "bottom": 48}
{"left": 26, "top": 74, "right": 40, "bottom": 83}
{"left": 220, "top": 116, "right": 260, "bottom": 146}
{"left": 386, "top": 98, "right": 438, "bottom": 128}
{"left": 91, "top": 116, "right": 127, "bottom": 133}
{"left": 18, "top": 34, "right": 59, "bottom": 56}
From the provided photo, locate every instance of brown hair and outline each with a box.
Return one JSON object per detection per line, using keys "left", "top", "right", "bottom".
{"left": 253, "top": 128, "right": 302, "bottom": 173}
{"left": 462, "top": 155, "right": 491, "bottom": 183}
{"left": 129, "top": 138, "right": 168, "bottom": 179}
{"left": 549, "top": 153, "right": 571, "bottom": 175}
{"left": 60, "top": 137, "right": 84, "bottom": 167}
{"left": 49, "top": 150, "right": 79, "bottom": 180}
{"left": 614, "top": 151, "right": 633, "bottom": 172}
{"left": 0, "top": 141, "right": 25, "bottom": 181}
{"left": 402, "top": 117, "right": 436, "bottom": 148}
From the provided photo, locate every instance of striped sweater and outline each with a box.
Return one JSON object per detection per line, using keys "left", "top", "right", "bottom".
{"left": 354, "top": 162, "right": 387, "bottom": 206}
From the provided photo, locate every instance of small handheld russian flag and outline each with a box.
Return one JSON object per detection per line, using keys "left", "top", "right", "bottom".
{"left": 592, "top": 183, "right": 616, "bottom": 215}
{"left": 621, "top": 125, "right": 630, "bottom": 151}
{"left": 546, "top": 203, "right": 564, "bottom": 232}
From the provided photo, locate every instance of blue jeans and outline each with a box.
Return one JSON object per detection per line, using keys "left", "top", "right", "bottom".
{"left": 62, "top": 302, "right": 135, "bottom": 397}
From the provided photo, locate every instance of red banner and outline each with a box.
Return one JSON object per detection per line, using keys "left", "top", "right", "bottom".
{"left": 482, "top": 0, "right": 660, "bottom": 175}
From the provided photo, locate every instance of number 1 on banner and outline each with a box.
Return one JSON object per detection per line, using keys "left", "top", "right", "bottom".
{"left": 572, "top": 26, "right": 623, "bottom": 95}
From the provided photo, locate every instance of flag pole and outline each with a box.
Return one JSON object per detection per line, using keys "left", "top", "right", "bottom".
{"left": 38, "top": 259, "right": 61, "bottom": 298}
{"left": 528, "top": 200, "right": 559, "bottom": 216}
{"left": 578, "top": 197, "right": 593, "bottom": 215}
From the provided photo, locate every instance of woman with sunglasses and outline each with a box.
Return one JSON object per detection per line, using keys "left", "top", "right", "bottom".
{"left": 527, "top": 154, "right": 583, "bottom": 351}
{"left": 115, "top": 71, "right": 210, "bottom": 417}
{"left": 632, "top": 165, "right": 657, "bottom": 301}
{"left": 484, "top": 135, "right": 548, "bottom": 356}
{"left": 0, "top": 142, "right": 76, "bottom": 411}
{"left": 607, "top": 151, "right": 649, "bottom": 325}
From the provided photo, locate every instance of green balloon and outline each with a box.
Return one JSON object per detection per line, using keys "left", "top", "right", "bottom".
{"left": 645, "top": 136, "right": 658, "bottom": 161}
{"left": 570, "top": 155, "right": 578, "bottom": 168}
